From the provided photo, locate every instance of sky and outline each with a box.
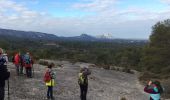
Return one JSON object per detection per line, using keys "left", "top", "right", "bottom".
{"left": 0, "top": 0, "right": 170, "bottom": 39}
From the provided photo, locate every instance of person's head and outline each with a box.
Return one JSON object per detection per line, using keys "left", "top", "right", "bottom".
{"left": 26, "top": 52, "right": 30, "bottom": 55}
{"left": 80, "top": 67, "right": 85, "bottom": 73}
{"left": 0, "top": 48, "right": 3, "bottom": 55}
{"left": 48, "top": 63, "right": 55, "bottom": 69}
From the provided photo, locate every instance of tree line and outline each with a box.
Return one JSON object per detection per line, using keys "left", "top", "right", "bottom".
{"left": 0, "top": 19, "right": 170, "bottom": 79}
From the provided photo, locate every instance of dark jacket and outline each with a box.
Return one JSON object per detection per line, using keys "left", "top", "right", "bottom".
{"left": 0, "top": 56, "right": 10, "bottom": 87}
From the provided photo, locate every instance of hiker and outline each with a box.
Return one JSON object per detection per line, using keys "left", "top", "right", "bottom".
{"left": 78, "top": 65, "right": 91, "bottom": 100}
{"left": 144, "top": 80, "right": 164, "bottom": 100}
{"left": 0, "top": 48, "right": 10, "bottom": 100}
{"left": 44, "top": 63, "right": 55, "bottom": 100}
{"left": 24, "top": 52, "right": 33, "bottom": 78}
{"left": 13, "top": 52, "right": 21, "bottom": 75}
{"left": 19, "top": 54, "right": 24, "bottom": 75}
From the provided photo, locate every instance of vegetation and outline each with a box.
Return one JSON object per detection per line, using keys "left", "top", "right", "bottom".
{"left": 140, "top": 19, "right": 170, "bottom": 78}
{"left": 1, "top": 19, "right": 170, "bottom": 78}
{"left": 1, "top": 19, "right": 170, "bottom": 98}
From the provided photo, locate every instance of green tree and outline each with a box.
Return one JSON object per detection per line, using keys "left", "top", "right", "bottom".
{"left": 140, "top": 19, "right": 170, "bottom": 74}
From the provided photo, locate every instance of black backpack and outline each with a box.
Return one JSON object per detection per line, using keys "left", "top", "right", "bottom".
{"left": 0, "top": 56, "right": 6, "bottom": 65}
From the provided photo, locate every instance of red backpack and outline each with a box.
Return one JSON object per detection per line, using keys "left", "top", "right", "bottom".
{"left": 44, "top": 71, "right": 51, "bottom": 82}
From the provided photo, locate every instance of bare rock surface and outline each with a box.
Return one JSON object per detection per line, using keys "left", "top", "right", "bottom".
{"left": 5, "top": 61, "right": 149, "bottom": 100}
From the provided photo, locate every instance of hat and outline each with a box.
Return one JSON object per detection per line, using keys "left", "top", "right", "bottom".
{"left": 80, "top": 64, "right": 89, "bottom": 69}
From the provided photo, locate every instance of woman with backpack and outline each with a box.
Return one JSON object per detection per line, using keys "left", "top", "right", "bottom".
{"left": 144, "top": 80, "right": 164, "bottom": 100}
{"left": 78, "top": 65, "right": 91, "bottom": 100}
{"left": 24, "top": 52, "right": 33, "bottom": 78}
{"left": 44, "top": 63, "right": 55, "bottom": 100}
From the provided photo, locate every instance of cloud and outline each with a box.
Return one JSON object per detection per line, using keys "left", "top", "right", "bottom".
{"left": 72, "top": 0, "right": 117, "bottom": 12}
{"left": 0, "top": 0, "right": 170, "bottom": 39}
{"left": 161, "top": 0, "right": 170, "bottom": 4}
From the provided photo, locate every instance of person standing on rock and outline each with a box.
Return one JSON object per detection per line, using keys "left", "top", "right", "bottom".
{"left": 13, "top": 52, "right": 21, "bottom": 75}
{"left": 78, "top": 65, "right": 91, "bottom": 100}
{"left": 144, "top": 80, "right": 164, "bottom": 100}
{"left": 0, "top": 48, "right": 10, "bottom": 100}
{"left": 24, "top": 52, "right": 33, "bottom": 78}
{"left": 44, "top": 63, "right": 55, "bottom": 100}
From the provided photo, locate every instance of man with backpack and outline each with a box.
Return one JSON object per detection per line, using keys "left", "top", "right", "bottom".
{"left": 44, "top": 63, "right": 55, "bottom": 100}
{"left": 0, "top": 48, "right": 10, "bottom": 100}
{"left": 24, "top": 52, "right": 33, "bottom": 78}
{"left": 78, "top": 65, "right": 91, "bottom": 100}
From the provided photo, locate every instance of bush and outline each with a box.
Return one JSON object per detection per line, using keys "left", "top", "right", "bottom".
{"left": 162, "top": 79, "right": 170, "bottom": 98}
{"left": 122, "top": 68, "right": 134, "bottom": 74}
{"left": 139, "top": 72, "right": 160, "bottom": 83}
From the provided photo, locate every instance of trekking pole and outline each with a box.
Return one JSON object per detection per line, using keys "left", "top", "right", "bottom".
{"left": 8, "top": 79, "right": 10, "bottom": 100}
{"left": 32, "top": 64, "right": 34, "bottom": 77}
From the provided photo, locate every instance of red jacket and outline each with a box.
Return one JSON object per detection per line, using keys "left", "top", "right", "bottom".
{"left": 14, "top": 54, "right": 20, "bottom": 65}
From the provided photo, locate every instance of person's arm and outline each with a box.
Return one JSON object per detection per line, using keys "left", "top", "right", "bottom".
{"left": 144, "top": 81, "right": 158, "bottom": 94}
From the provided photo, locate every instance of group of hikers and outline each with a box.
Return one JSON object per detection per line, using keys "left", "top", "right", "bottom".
{"left": 0, "top": 47, "right": 165, "bottom": 100}
{"left": 12, "top": 52, "right": 34, "bottom": 78}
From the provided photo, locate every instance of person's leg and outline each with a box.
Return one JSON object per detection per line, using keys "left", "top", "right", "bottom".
{"left": 80, "top": 85, "right": 84, "bottom": 100}
{"left": 28, "top": 67, "right": 30, "bottom": 77}
{"left": 29, "top": 67, "right": 32, "bottom": 78}
{"left": 0, "top": 87, "right": 5, "bottom": 100}
{"left": 47, "top": 86, "right": 50, "bottom": 99}
{"left": 26, "top": 67, "right": 29, "bottom": 77}
{"left": 50, "top": 86, "right": 53, "bottom": 99}
{"left": 20, "top": 66, "right": 23, "bottom": 74}
{"left": 84, "top": 85, "right": 88, "bottom": 100}
{"left": 15, "top": 65, "right": 19, "bottom": 75}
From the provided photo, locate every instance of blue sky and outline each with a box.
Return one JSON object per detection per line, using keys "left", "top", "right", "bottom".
{"left": 0, "top": 0, "right": 170, "bottom": 39}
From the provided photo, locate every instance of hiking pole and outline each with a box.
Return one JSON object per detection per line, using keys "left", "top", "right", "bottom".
{"left": 32, "top": 64, "right": 34, "bottom": 77}
{"left": 8, "top": 79, "right": 10, "bottom": 100}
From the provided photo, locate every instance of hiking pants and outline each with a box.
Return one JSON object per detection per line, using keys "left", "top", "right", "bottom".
{"left": 80, "top": 85, "right": 88, "bottom": 100}
{"left": 15, "top": 64, "right": 20, "bottom": 75}
{"left": 20, "top": 65, "right": 23, "bottom": 74}
{"left": 47, "top": 86, "right": 53, "bottom": 99}
{"left": 0, "top": 86, "right": 5, "bottom": 100}
{"left": 26, "top": 67, "right": 32, "bottom": 78}
{"left": 150, "top": 97, "right": 160, "bottom": 100}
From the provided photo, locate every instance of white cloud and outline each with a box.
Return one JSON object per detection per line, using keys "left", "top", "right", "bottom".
{"left": 0, "top": 0, "right": 170, "bottom": 39}
{"left": 161, "top": 0, "right": 170, "bottom": 4}
{"left": 72, "top": 0, "right": 117, "bottom": 12}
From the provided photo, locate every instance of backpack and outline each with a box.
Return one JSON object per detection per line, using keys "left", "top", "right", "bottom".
{"left": 24, "top": 54, "right": 31, "bottom": 64}
{"left": 0, "top": 55, "right": 6, "bottom": 65}
{"left": 44, "top": 71, "right": 51, "bottom": 82}
{"left": 78, "top": 73, "right": 87, "bottom": 85}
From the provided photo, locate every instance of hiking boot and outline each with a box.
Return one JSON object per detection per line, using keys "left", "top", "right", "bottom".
{"left": 51, "top": 97, "right": 55, "bottom": 100}
{"left": 46, "top": 97, "right": 50, "bottom": 100}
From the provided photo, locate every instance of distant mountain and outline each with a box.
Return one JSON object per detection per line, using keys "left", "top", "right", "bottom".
{"left": 60, "top": 34, "right": 97, "bottom": 41}
{"left": 0, "top": 28, "right": 58, "bottom": 40}
{"left": 0, "top": 28, "right": 148, "bottom": 43}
